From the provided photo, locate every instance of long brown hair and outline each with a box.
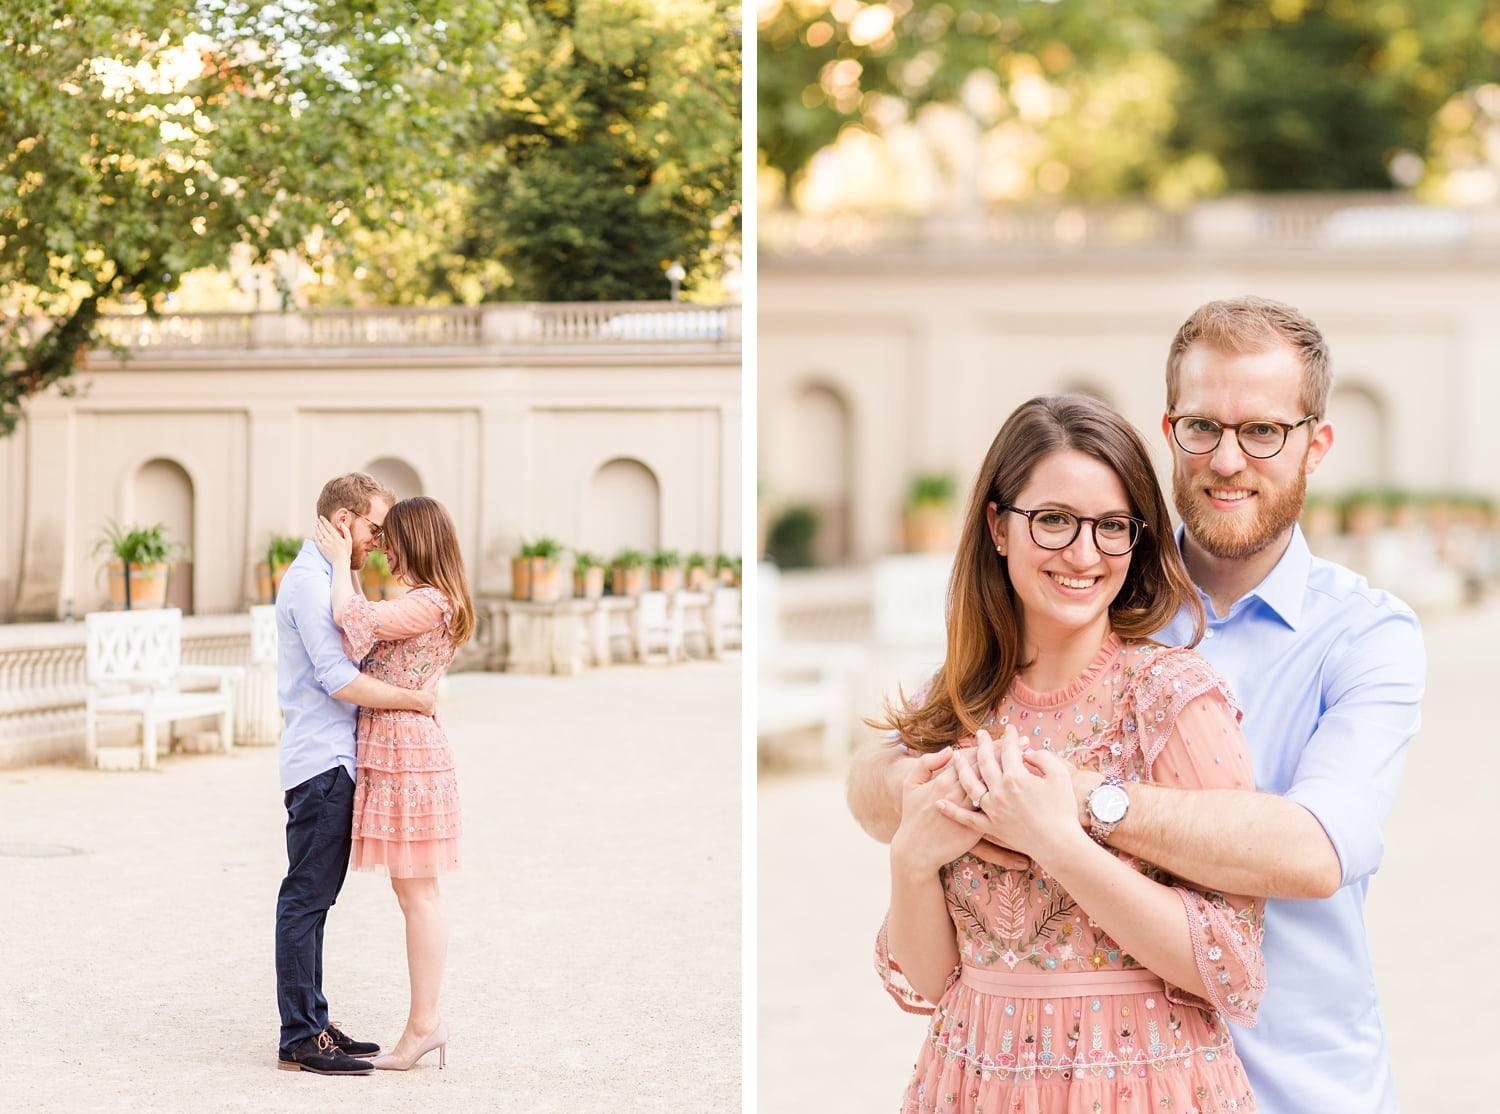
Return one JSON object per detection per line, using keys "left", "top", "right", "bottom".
{"left": 381, "top": 496, "right": 475, "bottom": 647}
{"left": 876, "top": 394, "right": 1203, "bottom": 751}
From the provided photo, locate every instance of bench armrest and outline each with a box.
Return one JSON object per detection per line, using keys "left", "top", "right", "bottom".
{"left": 177, "top": 665, "right": 246, "bottom": 688}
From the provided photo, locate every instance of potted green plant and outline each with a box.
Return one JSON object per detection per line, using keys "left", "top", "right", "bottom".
{"left": 255, "top": 533, "right": 303, "bottom": 604}
{"left": 511, "top": 540, "right": 535, "bottom": 600}
{"left": 529, "top": 536, "right": 565, "bottom": 602}
{"left": 649, "top": 548, "right": 682, "bottom": 593}
{"left": 572, "top": 549, "right": 606, "bottom": 600}
{"left": 610, "top": 548, "right": 646, "bottom": 597}
{"left": 714, "top": 553, "right": 736, "bottom": 586}
{"left": 1300, "top": 493, "right": 1341, "bottom": 541}
{"left": 359, "top": 547, "right": 409, "bottom": 601}
{"left": 93, "top": 521, "right": 186, "bottom": 610}
{"left": 1341, "top": 490, "right": 1388, "bottom": 536}
{"left": 684, "top": 551, "right": 711, "bottom": 591}
{"left": 903, "top": 472, "right": 957, "bottom": 552}
{"left": 764, "top": 505, "right": 819, "bottom": 569}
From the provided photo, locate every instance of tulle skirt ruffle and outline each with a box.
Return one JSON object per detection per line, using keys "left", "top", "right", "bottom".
{"left": 350, "top": 708, "right": 461, "bottom": 878}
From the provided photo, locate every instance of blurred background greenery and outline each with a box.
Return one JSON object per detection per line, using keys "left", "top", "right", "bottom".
{"left": 758, "top": 0, "right": 1500, "bottom": 213}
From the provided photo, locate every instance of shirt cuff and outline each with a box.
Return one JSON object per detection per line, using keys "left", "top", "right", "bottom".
{"left": 320, "top": 659, "right": 362, "bottom": 697}
{"left": 1284, "top": 778, "right": 1380, "bottom": 887}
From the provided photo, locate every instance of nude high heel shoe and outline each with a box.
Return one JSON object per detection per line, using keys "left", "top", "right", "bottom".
{"left": 371, "top": 1022, "right": 448, "bottom": 1071}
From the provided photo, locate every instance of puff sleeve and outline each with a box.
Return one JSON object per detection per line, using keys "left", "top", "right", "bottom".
{"left": 873, "top": 907, "right": 961, "bottom": 1016}
{"left": 1128, "top": 648, "right": 1267, "bottom": 1026}
{"left": 340, "top": 587, "right": 449, "bottom": 661}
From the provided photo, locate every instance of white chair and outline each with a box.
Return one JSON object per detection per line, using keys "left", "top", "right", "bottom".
{"left": 84, "top": 608, "right": 241, "bottom": 769}
{"left": 236, "top": 604, "right": 283, "bottom": 745}
{"left": 870, "top": 552, "right": 953, "bottom": 697}
{"left": 708, "top": 586, "right": 742, "bottom": 655}
{"left": 757, "top": 563, "right": 865, "bottom": 766}
{"left": 635, "top": 591, "right": 684, "bottom": 663}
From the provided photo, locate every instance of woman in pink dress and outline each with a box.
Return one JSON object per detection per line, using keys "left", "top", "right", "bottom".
{"left": 876, "top": 395, "right": 1265, "bottom": 1113}
{"left": 315, "top": 495, "right": 474, "bottom": 1072}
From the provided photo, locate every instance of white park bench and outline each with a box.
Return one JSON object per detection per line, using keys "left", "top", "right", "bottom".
{"left": 84, "top": 608, "right": 242, "bottom": 770}
{"left": 757, "top": 563, "right": 866, "bottom": 766}
{"left": 634, "top": 590, "right": 685, "bottom": 663}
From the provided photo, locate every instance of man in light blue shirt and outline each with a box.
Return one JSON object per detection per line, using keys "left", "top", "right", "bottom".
{"left": 1110, "top": 297, "right": 1425, "bottom": 1113}
{"left": 849, "top": 297, "right": 1424, "bottom": 1112}
{"left": 273, "top": 472, "right": 436, "bottom": 1077}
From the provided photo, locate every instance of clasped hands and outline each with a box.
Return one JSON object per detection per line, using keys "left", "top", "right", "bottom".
{"left": 891, "top": 725, "right": 1083, "bottom": 875}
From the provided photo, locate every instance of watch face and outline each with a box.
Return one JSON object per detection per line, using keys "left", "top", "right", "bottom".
{"left": 1090, "top": 783, "right": 1129, "bottom": 825}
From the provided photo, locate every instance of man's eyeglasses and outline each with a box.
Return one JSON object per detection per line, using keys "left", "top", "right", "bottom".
{"left": 1000, "top": 505, "right": 1146, "bottom": 556}
{"left": 353, "top": 512, "right": 384, "bottom": 542}
{"left": 1169, "top": 414, "right": 1317, "bottom": 459}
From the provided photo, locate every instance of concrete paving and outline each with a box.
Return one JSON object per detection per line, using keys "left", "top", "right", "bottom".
{"left": 1, "top": 658, "right": 741, "bottom": 1113}
{"left": 759, "top": 600, "right": 1495, "bottom": 1114}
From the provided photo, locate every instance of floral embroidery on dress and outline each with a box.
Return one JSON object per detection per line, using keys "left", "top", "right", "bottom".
{"left": 879, "top": 636, "right": 1265, "bottom": 1112}
{"left": 340, "top": 586, "right": 461, "bottom": 878}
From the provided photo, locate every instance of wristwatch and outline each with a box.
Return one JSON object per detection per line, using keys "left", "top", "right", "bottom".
{"left": 1086, "top": 776, "right": 1130, "bottom": 845}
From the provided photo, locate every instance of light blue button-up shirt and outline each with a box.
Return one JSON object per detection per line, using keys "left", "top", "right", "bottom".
{"left": 1159, "top": 526, "right": 1425, "bottom": 1114}
{"left": 275, "top": 540, "right": 362, "bottom": 793}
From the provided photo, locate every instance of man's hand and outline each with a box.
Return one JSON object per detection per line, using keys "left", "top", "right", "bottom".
{"left": 906, "top": 744, "right": 1031, "bottom": 871}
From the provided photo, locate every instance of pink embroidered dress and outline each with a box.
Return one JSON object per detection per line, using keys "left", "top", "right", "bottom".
{"left": 340, "top": 586, "right": 461, "bottom": 878}
{"left": 879, "top": 636, "right": 1265, "bottom": 1114}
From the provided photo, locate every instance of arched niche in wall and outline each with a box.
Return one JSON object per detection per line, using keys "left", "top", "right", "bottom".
{"left": 790, "top": 380, "right": 853, "bottom": 565}
{"left": 364, "top": 457, "right": 424, "bottom": 501}
{"left": 1314, "top": 382, "right": 1385, "bottom": 494}
{"left": 135, "top": 457, "right": 195, "bottom": 614}
{"left": 588, "top": 458, "right": 661, "bottom": 556}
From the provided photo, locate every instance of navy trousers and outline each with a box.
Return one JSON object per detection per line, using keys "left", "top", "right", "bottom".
{"left": 275, "top": 765, "right": 354, "bottom": 1051}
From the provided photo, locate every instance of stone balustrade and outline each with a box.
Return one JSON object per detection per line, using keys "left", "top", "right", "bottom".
{"left": 761, "top": 194, "right": 1500, "bottom": 257}
{"left": 90, "top": 301, "right": 742, "bottom": 353}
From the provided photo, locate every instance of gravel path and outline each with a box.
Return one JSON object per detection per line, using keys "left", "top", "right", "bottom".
{"left": 2, "top": 659, "right": 742, "bottom": 1113}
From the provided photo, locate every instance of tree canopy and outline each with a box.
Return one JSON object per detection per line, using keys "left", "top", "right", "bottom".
{"left": 0, "top": 0, "right": 504, "bottom": 436}
{"left": 313, "top": 0, "right": 742, "bottom": 305}
{"left": 1, "top": 0, "right": 742, "bottom": 436}
{"left": 758, "top": 0, "right": 1500, "bottom": 209}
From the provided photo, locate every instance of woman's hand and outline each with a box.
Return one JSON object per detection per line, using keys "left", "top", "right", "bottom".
{"left": 890, "top": 748, "right": 994, "bottom": 876}
{"left": 939, "top": 726, "right": 1092, "bottom": 863}
{"left": 314, "top": 515, "right": 353, "bottom": 569}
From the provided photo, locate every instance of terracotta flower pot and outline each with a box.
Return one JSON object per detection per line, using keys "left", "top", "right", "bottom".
{"left": 651, "top": 566, "right": 682, "bottom": 593}
{"left": 575, "top": 567, "right": 605, "bottom": 600}
{"left": 612, "top": 566, "right": 645, "bottom": 597}
{"left": 903, "top": 504, "right": 955, "bottom": 552}
{"left": 511, "top": 556, "right": 533, "bottom": 601}
{"left": 254, "top": 561, "right": 292, "bottom": 605}
{"left": 107, "top": 562, "right": 170, "bottom": 610}
{"left": 529, "top": 557, "right": 562, "bottom": 602}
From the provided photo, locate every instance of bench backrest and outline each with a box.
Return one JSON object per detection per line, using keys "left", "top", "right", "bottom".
{"left": 85, "top": 608, "right": 184, "bottom": 686}
{"left": 872, "top": 553, "right": 952, "bottom": 650}
{"left": 249, "top": 605, "right": 278, "bottom": 665}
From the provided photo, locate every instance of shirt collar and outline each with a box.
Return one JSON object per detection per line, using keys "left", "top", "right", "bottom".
{"left": 1175, "top": 523, "right": 1310, "bottom": 630}
{"left": 300, "top": 537, "right": 333, "bottom": 574}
